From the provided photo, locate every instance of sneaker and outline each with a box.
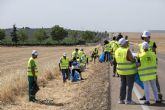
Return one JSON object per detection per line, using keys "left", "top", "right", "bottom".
{"left": 144, "top": 101, "right": 150, "bottom": 105}
{"left": 140, "top": 96, "right": 146, "bottom": 100}
{"left": 125, "top": 100, "right": 136, "bottom": 104}
{"left": 118, "top": 100, "right": 125, "bottom": 104}
{"left": 81, "top": 78, "right": 84, "bottom": 80}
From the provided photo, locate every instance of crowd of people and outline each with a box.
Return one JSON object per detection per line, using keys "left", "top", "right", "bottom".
{"left": 103, "top": 31, "right": 163, "bottom": 105}
{"left": 27, "top": 47, "right": 99, "bottom": 102}
{"left": 26, "top": 31, "right": 163, "bottom": 105}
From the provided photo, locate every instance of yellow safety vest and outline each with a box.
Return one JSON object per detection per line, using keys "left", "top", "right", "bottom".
{"left": 104, "top": 43, "right": 112, "bottom": 52}
{"left": 110, "top": 40, "right": 119, "bottom": 57}
{"left": 72, "top": 51, "right": 78, "bottom": 59}
{"left": 138, "top": 51, "right": 157, "bottom": 81}
{"left": 138, "top": 41, "right": 154, "bottom": 55}
{"left": 27, "top": 57, "right": 39, "bottom": 76}
{"left": 115, "top": 47, "right": 137, "bottom": 75}
{"left": 78, "top": 50, "right": 84, "bottom": 58}
{"left": 60, "top": 57, "right": 69, "bottom": 69}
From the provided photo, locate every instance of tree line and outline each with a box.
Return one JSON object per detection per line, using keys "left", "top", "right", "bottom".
{"left": 0, "top": 25, "right": 109, "bottom": 46}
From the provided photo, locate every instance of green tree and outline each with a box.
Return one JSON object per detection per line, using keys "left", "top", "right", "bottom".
{"left": 81, "top": 31, "right": 95, "bottom": 43}
{"left": 11, "top": 24, "right": 19, "bottom": 44}
{"left": 17, "top": 29, "right": 28, "bottom": 42}
{"left": 0, "top": 29, "right": 5, "bottom": 40}
{"left": 34, "top": 29, "right": 48, "bottom": 43}
{"left": 51, "top": 25, "right": 68, "bottom": 41}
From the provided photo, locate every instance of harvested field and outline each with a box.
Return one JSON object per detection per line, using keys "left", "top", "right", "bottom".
{"left": 0, "top": 46, "right": 103, "bottom": 108}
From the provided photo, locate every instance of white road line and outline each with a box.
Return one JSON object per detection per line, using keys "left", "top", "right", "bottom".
{"left": 133, "top": 86, "right": 150, "bottom": 110}
{"left": 158, "top": 58, "right": 165, "bottom": 63}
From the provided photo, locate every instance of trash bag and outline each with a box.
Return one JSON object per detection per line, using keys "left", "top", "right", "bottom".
{"left": 134, "top": 73, "right": 144, "bottom": 89}
{"left": 99, "top": 52, "right": 105, "bottom": 63}
{"left": 70, "top": 71, "right": 80, "bottom": 81}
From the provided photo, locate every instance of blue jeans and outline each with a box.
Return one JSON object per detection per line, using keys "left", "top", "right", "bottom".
{"left": 61, "top": 69, "right": 69, "bottom": 82}
{"left": 134, "top": 73, "right": 144, "bottom": 89}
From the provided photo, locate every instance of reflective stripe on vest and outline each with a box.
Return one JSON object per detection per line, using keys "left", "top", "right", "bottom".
{"left": 138, "top": 66, "right": 157, "bottom": 71}
{"left": 138, "top": 51, "right": 157, "bottom": 81}
{"left": 60, "top": 57, "right": 69, "bottom": 69}
{"left": 115, "top": 47, "right": 137, "bottom": 75}
{"left": 117, "top": 62, "right": 132, "bottom": 65}
{"left": 27, "top": 57, "right": 39, "bottom": 76}
{"left": 139, "top": 72, "right": 156, "bottom": 77}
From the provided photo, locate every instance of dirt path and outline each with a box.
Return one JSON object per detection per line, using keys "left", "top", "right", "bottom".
{"left": 1, "top": 61, "right": 110, "bottom": 110}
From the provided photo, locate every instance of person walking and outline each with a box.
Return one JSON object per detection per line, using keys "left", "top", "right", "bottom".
{"left": 27, "top": 50, "right": 39, "bottom": 102}
{"left": 137, "top": 42, "right": 161, "bottom": 105}
{"left": 115, "top": 38, "right": 137, "bottom": 104}
{"left": 103, "top": 40, "right": 112, "bottom": 62}
{"left": 91, "top": 47, "right": 99, "bottom": 64}
{"left": 72, "top": 48, "right": 79, "bottom": 59}
{"left": 59, "top": 53, "right": 70, "bottom": 83}
{"left": 110, "top": 36, "right": 120, "bottom": 77}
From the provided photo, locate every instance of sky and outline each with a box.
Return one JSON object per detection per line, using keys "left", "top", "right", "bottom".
{"left": 0, "top": 0, "right": 165, "bottom": 32}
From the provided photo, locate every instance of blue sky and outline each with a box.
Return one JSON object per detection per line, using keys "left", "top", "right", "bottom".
{"left": 0, "top": 0, "right": 165, "bottom": 32}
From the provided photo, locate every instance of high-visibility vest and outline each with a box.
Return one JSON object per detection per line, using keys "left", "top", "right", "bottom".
{"left": 138, "top": 41, "right": 154, "bottom": 55}
{"left": 72, "top": 50, "right": 78, "bottom": 59}
{"left": 115, "top": 47, "right": 137, "bottom": 75}
{"left": 78, "top": 50, "right": 84, "bottom": 58}
{"left": 138, "top": 51, "right": 157, "bottom": 81}
{"left": 81, "top": 54, "right": 86, "bottom": 63}
{"left": 104, "top": 43, "right": 112, "bottom": 52}
{"left": 110, "top": 40, "right": 119, "bottom": 56}
{"left": 60, "top": 57, "right": 69, "bottom": 69}
{"left": 27, "top": 57, "right": 39, "bottom": 76}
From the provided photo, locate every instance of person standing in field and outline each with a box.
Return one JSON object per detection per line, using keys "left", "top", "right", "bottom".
{"left": 115, "top": 38, "right": 137, "bottom": 104}
{"left": 27, "top": 50, "right": 39, "bottom": 102}
{"left": 138, "top": 31, "right": 163, "bottom": 101}
{"left": 137, "top": 42, "right": 161, "bottom": 105}
{"left": 59, "top": 53, "right": 70, "bottom": 83}
{"left": 91, "top": 47, "right": 99, "bottom": 63}
{"left": 72, "top": 48, "right": 79, "bottom": 59}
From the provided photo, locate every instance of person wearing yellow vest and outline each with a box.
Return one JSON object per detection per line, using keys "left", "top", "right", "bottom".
{"left": 104, "top": 40, "right": 112, "bottom": 62}
{"left": 138, "top": 31, "right": 163, "bottom": 101}
{"left": 72, "top": 48, "right": 79, "bottom": 59}
{"left": 91, "top": 47, "right": 99, "bottom": 64}
{"left": 59, "top": 53, "right": 70, "bottom": 83}
{"left": 137, "top": 42, "right": 161, "bottom": 105}
{"left": 27, "top": 50, "right": 39, "bottom": 102}
{"left": 78, "top": 48, "right": 84, "bottom": 58}
{"left": 115, "top": 38, "right": 137, "bottom": 104}
{"left": 110, "top": 36, "right": 120, "bottom": 77}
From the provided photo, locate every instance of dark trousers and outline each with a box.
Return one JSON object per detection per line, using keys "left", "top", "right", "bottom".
{"left": 61, "top": 69, "right": 69, "bottom": 82}
{"left": 104, "top": 52, "right": 110, "bottom": 62}
{"left": 120, "top": 74, "right": 135, "bottom": 101}
{"left": 156, "top": 76, "right": 161, "bottom": 93}
{"left": 28, "top": 76, "right": 38, "bottom": 101}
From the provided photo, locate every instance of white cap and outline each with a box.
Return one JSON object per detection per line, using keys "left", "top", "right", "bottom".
{"left": 142, "top": 31, "right": 151, "bottom": 37}
{"left": 142, "top": 42, "right": 149, "bottom": 49}
{"left": 63, "top": 53, "right": 66, "bottom": 56}
{"left": 32, "top": 50, "right": 38, "bottom": 56}
{"left": 118, "top": 38, "right": 126, "bottom": 46}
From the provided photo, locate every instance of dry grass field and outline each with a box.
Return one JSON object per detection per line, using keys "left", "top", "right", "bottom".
{"left": 0, "top": 32, "right": 164, "bottom": 110}
{"left": 120, "top": 32, "right": 165, "bottom": 53}
{"left": 0, "top": 45, "right": 101, "bottom": 109}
